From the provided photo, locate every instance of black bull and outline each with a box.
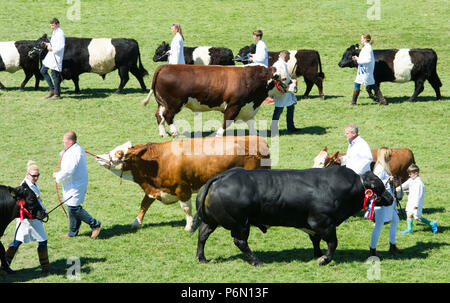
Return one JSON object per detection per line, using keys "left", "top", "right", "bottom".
{"left": 0, "top": 182, "right": 47, "bottom": 273}
{"left": 190, "top": 166, "right": 393, "bottom": 266}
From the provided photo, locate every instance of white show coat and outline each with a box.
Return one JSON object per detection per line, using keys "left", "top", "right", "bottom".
{"left": 354, "top": 43, "right": 375, "bottom": 85}
{"left": 168, "top": 33, "right": 185, "bottom": 64}
{"left": 341, "top": 136, "right": 373, "bottom": 175}
{"left": 373, "top": 164, "right": 396, "bottom": 223}
{"left": 14, "top": 178, "right": 47, "bottom": 243}
{"left": 397, "top": 176, "right": 425, "bottom": 218}
{"left": 42, "top": 26, "right": 65, "bottom": 72}
{"left": 272, "top": 59, "right": 296, "bottom": 107}
{"left": 55, "top": 143, "right": 88, "bottom": 207}
{"left": 252, "top": 39, "right": 268, "bottom": 66}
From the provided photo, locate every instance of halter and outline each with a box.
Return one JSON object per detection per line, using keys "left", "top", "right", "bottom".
{"left": 16, "top": 198, "right": 33, "bottom": 223}
{"left": 274, "top": 80, "right": 286, "bottom": 94}
{"left": 85, "top": 150, "right": 126, "bottom": 184}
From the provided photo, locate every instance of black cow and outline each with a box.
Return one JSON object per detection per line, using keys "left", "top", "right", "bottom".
{"left": 235, "top": 44, "right": 325, "bottom": 99}
{"left": 29, "top": 34, "right": 148, "bottom": 94}
{"left": 153, "top": 41, "right": 234, "bottom": 65}
{"left": 0, "top": 40, "right": 43, "bottom": 90}
{"left": 190, "top": 166, "right": 393, "bottom": 266}
{"left": 338, "top": 44, "right": 442, "bottom": 102}
{"left": 0, "top": 182, "right": 47, "bottom": 273}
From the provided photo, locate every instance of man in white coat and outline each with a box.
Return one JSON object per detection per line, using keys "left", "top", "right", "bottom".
{"left": 41, "top": 18, "right": 65, "bottom": 100}
{"left": 339, "top": 124, "right": 373, "bottom": 175}
{"left": 350, "top": 33, "right": 386, "bottom": 105}
{"left": 167, "top": 23, "right": 185, "bottom": 64}
{"left": 249, "top": 29, "right": 268, "bottom": 66}
{"left": 54, "top": 131, "right": 102, "bottom": 239}
{"left": 271, "top": 51, "right": 300, "bottom": 133}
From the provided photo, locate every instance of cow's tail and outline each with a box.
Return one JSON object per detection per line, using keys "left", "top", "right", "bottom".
{"left": 316, "top": 51, "right": 325, "bottom": 79}
{"left": 141, "top": 65, "right": 164, "bottom": 107}
{"left": 141, "top": 89, "right": 153, "bottom": 107}
{"left": 190, "top": 174, "right": 221, "bottom": 236}
{"left": 137, "top": 47, "right": 149, "bottom": 78}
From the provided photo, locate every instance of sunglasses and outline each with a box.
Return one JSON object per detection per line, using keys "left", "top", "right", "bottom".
{"left": 29, "top": 173, "right": 40, "bottom": 178}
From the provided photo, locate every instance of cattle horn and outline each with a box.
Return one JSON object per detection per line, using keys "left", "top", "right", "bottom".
{"left": 115, "top": 150, "right": 125, "bottom": 160}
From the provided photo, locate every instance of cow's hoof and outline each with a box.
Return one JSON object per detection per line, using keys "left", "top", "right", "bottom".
{"left": 1, "top": 266, "right": 15, "bottom": 274}
{"left": 131, "top": 218, "right": 142, "bottom": 230}
{"left": 318, "top": 255, "right": 331, "bottom": 266}
{"left": 114, "top": 89, "right": 122, "bottom": 94}
{"left": 197, "top": 257, "right": 209, "bottom": 264}
{"left": 251, "top": 260, "right": 263, "bottom": 267}
{"left": 320, "top": 95, "right": 325, "bottom": 100}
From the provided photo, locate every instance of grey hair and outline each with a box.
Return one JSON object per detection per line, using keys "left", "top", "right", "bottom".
{"left": 346, "top": 123, "right": 359, "bottom": 135}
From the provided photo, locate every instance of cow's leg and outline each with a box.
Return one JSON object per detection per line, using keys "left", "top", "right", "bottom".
{"left": 366, "top": 83, "right": 378, "bottom": 101}
{"left": 308, "top": 214, "right": 338, "bottom": 265}
{"left": 131, "top": 195, "right": 155, "bottom": 230}
{"left": 115, "top": 66, "right": 130, "bottom": 94}
{"left": 408, "top": 78, "right": 425, "bottom": 102}
{"left": 309, "top": 234, "right": 323, "bottom": 258}
{"left": 0, "top": 81, "right": 6, "bottom": 90}
{"left": 232, "top": 225, "right": 262, "bottom": 266}
{"left": 196, "top": 222, "right": 217, "bottom": 263}
{"left": 217, "top": 105, "right": 240, "bottom": 136}
{"left": 154, "top": 105, "right": 169, "bottom": 137}
{"left": 130, "top": 65, "right": 147, "bottom": 92}
{"left": 427, "top": 73, "right": 441, "bottom": 100}
{"left": 19, "top": 71, "right": 34, "bottom": 91}
{"left": 73, "top": 76, "right": 80, "bottom": 94}
{"left": 314, "top": 76, "right": 325, "bottom": 100}
{"left": 302, "top": 78, "right": 314, "bottom": 99}
{"left": 0, "top": 241, "right": 14, "bottom": 274}
{"left": 180, "top": 200, "right": 193, "bottom": 231}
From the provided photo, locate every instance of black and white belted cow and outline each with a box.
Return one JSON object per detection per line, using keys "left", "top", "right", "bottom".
{"left": 0, "top": 40, "right": 43, "bottom": 90}
{"left": 141, "top": 64, "right": 295, "bottom": 137}
{"left": 29, "top": 34, "right": 148, "bottom": 94}
{"left": 338, "top": 44, "right": 442, "bottom": 102}
{"left": 0, "top": 182, "right": 47, "bottom": 274}
{"left": 235, "top": 44, "right": 325, "bottom": 99}
{"left": 153, "top": 41, "right": 235, "bottom": 65}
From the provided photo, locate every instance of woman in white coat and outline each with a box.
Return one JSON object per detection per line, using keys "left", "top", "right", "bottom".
{"left": 350, "top": 33, "right": 386, "bottom": 105}
{"left": 167, "top": 23, "right": 185, "bottom": 64}
{"left": 369, "top": 147, "right": 402, "bottom": 257}
{"left": 41, "top": 18, "right": 65, "bottom": 100}
{"left": 5, "top": 161, "right": 50, "bottom": 272}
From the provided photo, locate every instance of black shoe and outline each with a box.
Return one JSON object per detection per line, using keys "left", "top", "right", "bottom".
{"left": 287, "top": 127, "right": 301, "bottom": 133}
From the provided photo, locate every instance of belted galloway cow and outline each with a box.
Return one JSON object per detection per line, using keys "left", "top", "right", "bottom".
{"left": 190, "top": 166, "right": 393, "bottom": 266}
{"left": 0, "top": 40, "right": 43, "bottom": 90}
{"left": 1, "top": 182, "right": 47, "bottom": 274}
{"left": 96, "top": 136, "right": 270, "bottom": 231}
{"left": 338, "top": 44, "right": 442, "bottom": 102}
{"left": 29, "top": 34, "right": 148, "bottom": 94}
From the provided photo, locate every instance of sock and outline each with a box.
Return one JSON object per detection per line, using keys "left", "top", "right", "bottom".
{"left": 419, "top": 217, "right": 432, "bottom": 226}
{"left": 407, "top": 219, "right": 413, "bottom": 230}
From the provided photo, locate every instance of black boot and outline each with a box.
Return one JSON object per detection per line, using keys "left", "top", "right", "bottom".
{"left": 37, "top": 246, "right": 51, "bottom": 273}
{"left": 369, "top": 247, "right": 379, "bottom": 258}
{"left": 389, "top": 243, "right": 403, "bottom": 254}
{"left": 349, "top": 89, "right": 360, "bottom": 105}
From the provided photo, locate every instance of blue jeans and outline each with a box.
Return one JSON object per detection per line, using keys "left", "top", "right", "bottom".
{"left": 354, "top": 82, "right": 378, "bottom": 90}
{"left": 272, "top": 104, "right": 296, "bottom": 130}
{"left": 67, "top": 205, "right": 101, "bottom": 237}
{"left": 10, "top": 240, "right": 47, "bottom": 248}
{"left": 40, "top": 65, "right": 62, "bottom": 95}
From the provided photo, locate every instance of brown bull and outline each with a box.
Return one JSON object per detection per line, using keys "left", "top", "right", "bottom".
{"left": 96, "top": 136, "right": 270, "bottom": 231}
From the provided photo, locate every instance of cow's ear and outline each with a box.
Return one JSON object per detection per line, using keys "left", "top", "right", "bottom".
{"left": 355, "top": 44, "right": 359, "bottom": 49}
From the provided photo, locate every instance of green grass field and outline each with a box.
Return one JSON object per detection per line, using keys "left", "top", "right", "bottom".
{"left": 0, "top": 0, "right": 448, "bottom": 283}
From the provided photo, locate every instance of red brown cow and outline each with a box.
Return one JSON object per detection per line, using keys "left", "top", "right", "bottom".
{"left": 313, "top": 146, "right": 415, "bottom": 183}
{"left": 96, "top": 136, "right": 270, "bottom": 231}
{"left": 141, "top": 64, "right": 293, "bottom": 137}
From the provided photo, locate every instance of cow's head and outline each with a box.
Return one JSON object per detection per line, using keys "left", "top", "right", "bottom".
{"left": 234, "top": 44, "right": 256, "bottom": 64}
{"left": 153, "top": 41, "right": 170, "bottom": 62}
{"left": 28, "top": 34, "right": 50, "bottom": 60}
{"left": 12, "top": 182, "right": 47, "bottom": 221}
{"left": 361, "top": 171, "right": 394, "bottom": 207}
{"left": 266, "top": 65, "right": 291, "bottom": 99}
{"left": 313, "top": 146, "right": 340, "bottom": 168}
{"left": 96, "top": 141, "right": 133, "bottom": 180}
{"left": 338, "top": 44, "right": 360, "bottom": 68}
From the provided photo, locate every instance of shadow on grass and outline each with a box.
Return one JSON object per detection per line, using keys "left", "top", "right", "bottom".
{"left": 383, "top": 95, "right": 449, "bottom": 104}
{"left": 63, "top": 87, "right": 148, "bottom": 99}
{"left": 213, "top": 240, "right": 450, "bottom": 265}
{"left": 0, "top": 256, "right": 107, "bottom": 282}
{"left": 83, "top": 219, "right": 186, "bottom": 240}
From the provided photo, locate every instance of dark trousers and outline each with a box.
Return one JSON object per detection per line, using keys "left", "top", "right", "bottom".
{"left": 271, "top": 104, "right": 296, "bottom": 131}
{"left": 67, "top": 205, "right": 101, "bottom": 237}
{"left": 40, "top": 65, "right": 62, "bottom": 95}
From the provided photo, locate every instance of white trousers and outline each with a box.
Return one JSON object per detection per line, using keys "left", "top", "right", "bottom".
{"left": 370, "top": 204, "right": 399, "bottom": 249}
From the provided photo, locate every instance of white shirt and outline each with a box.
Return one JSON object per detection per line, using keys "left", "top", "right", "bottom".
{"left": 14, "top": 178, "right": 47, "bottom": 243}
{"left": 252, "top": 39, "right": 268, "bottom": 66}
{"left": 373, "top": 164, "right": 393, "bottom": 196}
{"left": 341, "top": 136, "right": 373, "bottom": 175}
{"left": 55, "top": 143, "right": 88, "bottom": 206}
{"left": 168, "top": 33, "right": 185, "bottom": 64}
{"left": 272, "top": 58, "right": 296, "bottom": 107}
{"left": 398, "top": 176, "right": 425, "bottom": 215}
{"left": 355, "top": 43, "right": 375, "bottom": 85}
{"left": 42, "top": 26, "right": 65, "bottom": 72}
